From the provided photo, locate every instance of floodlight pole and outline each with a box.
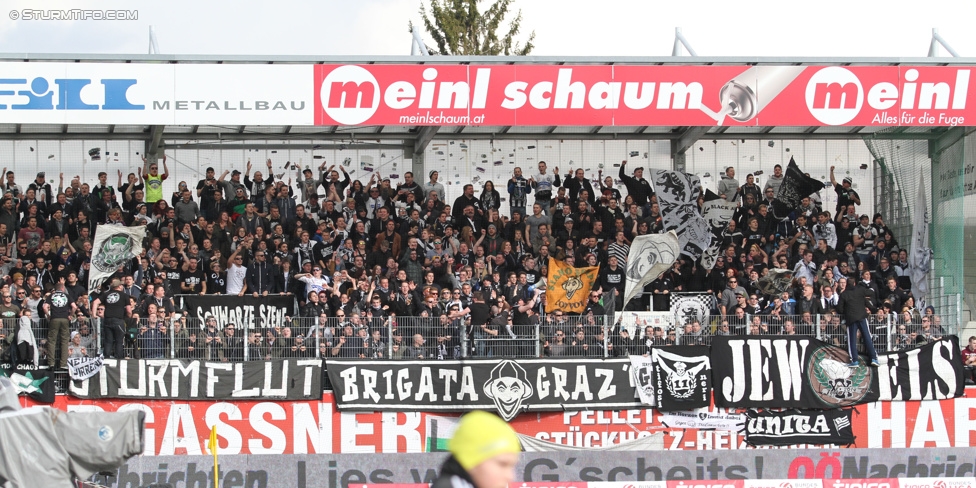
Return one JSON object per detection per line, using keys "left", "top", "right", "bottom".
{"left": 409, "top": 28, "right": 433, "bottom": 179}
{"left": 148, "top": 26, "right": 160, "bottom": 55}
{"left": 147, "top": 26, "right": 164, "bottom": 163}
{"left": 410, "top": 28, "right": 430, "bottom": 56}
{"left": 671, "top": 28, "right": 702, "bottom": 172}
{"left": 928, "top": 28, "right": 960, "bottom": 57}
{"left": 671, "top": 27, "right": 698, "bottom": 57}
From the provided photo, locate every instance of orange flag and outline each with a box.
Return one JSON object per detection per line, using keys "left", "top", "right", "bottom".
{"left": 545, "top": 258, "right": 600, "bottom": 314}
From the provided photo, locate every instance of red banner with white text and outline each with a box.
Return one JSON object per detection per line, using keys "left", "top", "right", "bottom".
{"left": 22, "top": 387, "right": 976, "bottom": 455}
{"left": 313, "top": 65, "right": 975, "bottom": 127}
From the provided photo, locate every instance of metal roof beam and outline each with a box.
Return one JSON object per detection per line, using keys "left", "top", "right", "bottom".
{"left": 0, "top": 133, "right": 150, "bottom": 141}
{"left": 673, "top": 126, "right": 711, "bottom": 155}
{"left": 414, "top": 126, "right": 439, "bottom": 153}
{"left": 145, "top": 125, "right": 165, "bottom": 157}
{"left": 0, "top": 127, "right": 947, "bottom": 143}
{"left": 6, "top": 54, "right": 976, "bottom": 65}
{"left": 164, "top": 142, "right": 404, "bottom": 151}
{"left": 424, "top": 130, "right": 943, "bottom": 141}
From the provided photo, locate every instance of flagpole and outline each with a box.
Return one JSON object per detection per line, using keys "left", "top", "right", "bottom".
{"left": 209, "top": 425, "right": 218, "bottom": 488}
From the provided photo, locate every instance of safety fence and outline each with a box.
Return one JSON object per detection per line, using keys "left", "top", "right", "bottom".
{"left": 1, "top": 310, "right": 958, "bottom": 365}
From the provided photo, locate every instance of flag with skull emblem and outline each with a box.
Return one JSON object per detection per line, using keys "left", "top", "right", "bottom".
{"left": 89, "top": 225, "right": 146, "bottom": 292}
{"left": 652, "top": 346, "right": 711, "bottom": 411}
{"left": 545, "top": 258, "right": 599, "bottom": 314}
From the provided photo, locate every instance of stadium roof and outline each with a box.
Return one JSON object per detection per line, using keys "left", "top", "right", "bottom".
{"left": 0, "top": 54, "right": 970, "bottom": 154}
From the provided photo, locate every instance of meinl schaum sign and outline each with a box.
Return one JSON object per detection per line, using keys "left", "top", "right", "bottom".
{"left": 0, "top": 62, "right": 972, "bottom": 128}
{"left": 313, "top": 64, "right": 976, "bottom": 127}
{"left": 326, "top": 358, "right": 640, "bottom": 421}
{"left": 68, "top": 358, "right": 322, "bottom": 400}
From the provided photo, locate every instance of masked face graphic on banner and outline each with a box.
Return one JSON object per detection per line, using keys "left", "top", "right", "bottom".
{"left": 483, "top": 360, "right": 533, "bottom": 421}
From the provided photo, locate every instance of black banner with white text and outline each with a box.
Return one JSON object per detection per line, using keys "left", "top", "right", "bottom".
{"left": 181, "top": 294, "right": 296, "bottom": 330}
{"left": 67, "top": 358, "right": 322, "bottom": 400}
{"left": 326, "top": 358, "right": 640, "bottom": 421}
{"left": 711, "top": 336, "right": 964, "bottom": 409}
{"left": 744, "top": 408, "right": 855, "bottom": 446}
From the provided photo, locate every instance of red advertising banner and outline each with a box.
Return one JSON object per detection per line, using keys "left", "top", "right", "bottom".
{"left": 520, "top": 481, "right": 975, "bottom": 488}
{"left": 21, "top": 387, "right": 976, "bottom": 454}
{"left": 313, "top": 64, "right": 975, "bottom": 127}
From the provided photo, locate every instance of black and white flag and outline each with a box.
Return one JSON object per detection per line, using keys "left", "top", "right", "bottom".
{"left": 651, "top": 169, "right": 710, "bottom": 259}
{"left": 89, "top": 225, "right": 146, "bottom": 292}
{"left": 622, "top": 231, "right": 680, "bottom": 306}
{"left": 652, "top": 346, "right": 711, "bottom": 411}
{"left": 770, "top": 157, "right": 826, "bottom": 220}
{"left": 744, "top": 409, "right": 855, "bottom": 447}
{"left": 700, "top": 190, "right": 737, "bottom": 271}
{"left": 669, "top": 293, "right": 713, "bottom": 327}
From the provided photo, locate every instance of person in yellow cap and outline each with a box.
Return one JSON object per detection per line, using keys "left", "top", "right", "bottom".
{"left": 432, "top": 410, "right": 521, "bottom": 488}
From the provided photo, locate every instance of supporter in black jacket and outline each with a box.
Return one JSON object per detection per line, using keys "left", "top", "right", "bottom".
{"left": 618, "top": 161, "right": 654, "bottom": 206}
{"left": 837, "top": 270, "right": 880, "bottom": 367}
{"left": 245, "top": 250, "right": 274, "bottom": 296}
{"left": 272, "top": 261, "right": 301, "bottom": 296}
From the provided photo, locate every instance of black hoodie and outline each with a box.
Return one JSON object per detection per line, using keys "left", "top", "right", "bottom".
{"left": 432, "top": 456, "right": 477, "bottom": 488}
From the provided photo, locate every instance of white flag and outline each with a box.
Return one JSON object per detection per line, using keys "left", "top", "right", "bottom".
{"left": 89, "top": 224, "right": 146, "bottom": 292}
{"left": 623, "top": 231, "right": 680, "bottom": 307}
{"left": 629, "top": 354, "right": 656, "bottom": 406}
{"left": 909, "top": 169, "right": 933, "bottom": 306}
{"left": 67, "top": 355, "right": 104, "bottom": 381}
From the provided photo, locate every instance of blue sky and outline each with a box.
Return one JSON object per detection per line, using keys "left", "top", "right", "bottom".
{"left": 0, "top": 0, "right": 974, "bottom": 58}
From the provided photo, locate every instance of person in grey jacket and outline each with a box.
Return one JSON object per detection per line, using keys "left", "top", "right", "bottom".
{"left": 717, "top": 166, "right": 740, "bottom": 203}
{"left": 423, "top": 170, "right": 446, "bottom": 204}
{"left": 763, "top": 163, "right": 785, "bottom": 194}
{"left": 173, "top": 189, "right": 200, "bottom": 226}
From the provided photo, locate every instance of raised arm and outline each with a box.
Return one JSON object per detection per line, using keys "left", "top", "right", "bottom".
{"left": 124, "top": 179, "right": 135, "bottom": 203}
{"left": 156, "top": 154, "right": 167, "bottom": 178}
{"left": 473, "top": 229, "right": 486, "bottom": 250}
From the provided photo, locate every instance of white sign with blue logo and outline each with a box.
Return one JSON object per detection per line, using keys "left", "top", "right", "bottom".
{"left": 0, "top": 62, "right": 313, "bottom": 125}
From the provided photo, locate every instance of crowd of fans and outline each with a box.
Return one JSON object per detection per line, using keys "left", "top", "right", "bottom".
{"left": 0, "top": 155, "right": 952, "bottom": 368}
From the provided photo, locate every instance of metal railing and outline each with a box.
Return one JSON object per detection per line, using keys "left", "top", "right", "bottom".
{"left": 1, "top": 308, "right": 961, "bottom": 368}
